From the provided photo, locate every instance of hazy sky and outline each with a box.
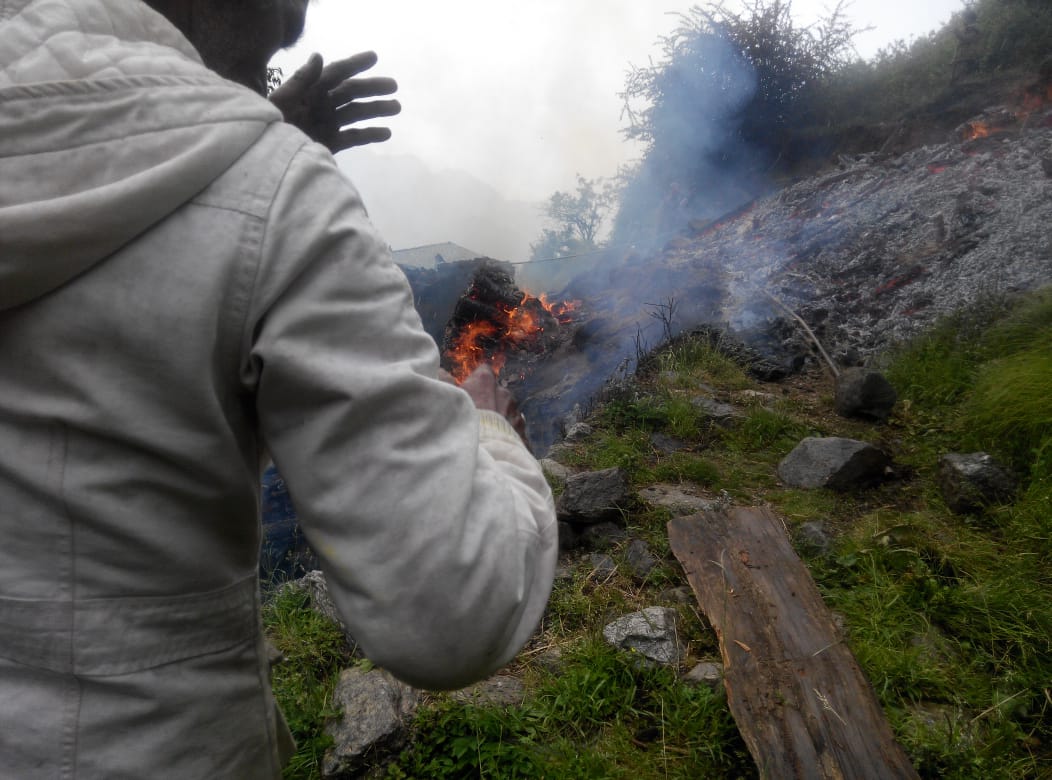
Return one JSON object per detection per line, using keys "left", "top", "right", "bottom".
{"left": 274, "top": 1, "right": 965, "bottom": 201}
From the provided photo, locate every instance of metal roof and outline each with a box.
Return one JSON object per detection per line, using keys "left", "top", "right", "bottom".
{"left": 391, "top": 242, "right": 487, "bottom": 269}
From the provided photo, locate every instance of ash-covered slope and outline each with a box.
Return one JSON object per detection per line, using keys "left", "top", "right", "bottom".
{"left": 663, "top": 117, "right": 1052, "bottom": 363}
{"left": 516, "top": 112, "right": 1052, "bottom": 452}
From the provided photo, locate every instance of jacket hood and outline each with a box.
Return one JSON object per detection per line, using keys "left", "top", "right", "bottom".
{"left": 0, "top": 0, "right": 283, "bottom": 310}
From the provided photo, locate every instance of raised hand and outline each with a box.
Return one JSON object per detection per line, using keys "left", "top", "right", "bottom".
{"left": 458, "top": 365, "right": 530, "bottom": 448}
{"left": 269, "top": 51, "right": 401, "bottom": 153}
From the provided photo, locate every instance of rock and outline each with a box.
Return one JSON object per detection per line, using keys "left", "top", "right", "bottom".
{"left": 588, "top": 553, "right": 618, "bottom": 580}
{"left": 554, "top": 561, "right": 575, "bottom": 581}
{"left": 834, "top": 367, "right": 898, "bottom": 422}
{"left": 563, "top": 422, "right": 593, "bottom": 442}
{"left": 539, "top": 458, "right": 572, "bottom": 485}
{"left": 830, "top": 611, "right": 848, "bottom": 636}
{"left": 532, "top": 645, "right": 565, "bottom": 674}
{"left": 556, "top": 467, "right": 632, "bottom": 524}
{"left": 683, "top": 662, "right": 724, "bottom": 691}
{"left": 450, "top": 675, "right": 525, "bottom": 707}
{"left": 544, "top": 442, "right": 574, "bottom": 460}
{"left": 602, "top": 607, "right": 683, "bottom": 667}
{"left": 938, "top": 452, "right": 1017, "bottom": 514}
{"left": 277, "top": 570, "right": 358, "bottom": 652}
{"left": 795, "top": 520, "right": 832, "bottom": 555}
{"left": 690, "top": 396, "right": 744, "bottom": 428}
{"left": 556, "top": 521, "right": 578, "bottom": 552}
{"left": 624, "top": 539, "right": 659, "bottom": 579}
{"left": 638, "top": 483, "right": 718, "bottom": 516}
{"left": 657, "top": 585, "right": 695, "bottom": 605}
{"left": 735, "top": 389, "right": 778, "bottom": 405}
{"left": 576, "top": 522, "right": 628, "bottom": 551}
{"left": 322, "top": 667, "right": 419, "bottom": 779}
{"left": 778, "top": 437, "right": 891, "bottom": 490}
{"left": 834, "top": 346, "right": 864, "bottom": 368}
{"left": 649, "top": 432, "right": 687, "bottom": 454}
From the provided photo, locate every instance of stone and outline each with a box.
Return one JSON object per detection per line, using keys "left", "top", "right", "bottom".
{"left": 624, "top": 539, "right": 659, "bottom": 579}
{"left": 735, "top": 389, "right": 778, "bottom": 405}
{"left": 576, "top": 522, "right": 627, "bottom": 551}
{"left": 544, "top": 442, "right": 573, "bottom": 460}
{"left": 657, "top": 585, "right": 695, "bottom": 606}
{"left": 588, "top": 553, "right": 618, "bottom": 581}
{"left": 834, "top": 367, "right": 898, "bottom": 422}
{"left": 556, "top": 521, "right": 578, "bottom": 552}
{"left": 322, "top": 667, "right": 419, "bottom": 779}
{"left": 778, "top": 437, "right": 891, "bottom": 490}
{"left": 602, "top": 607, "right": 683, "bottom": 666}
{"left": 690, "top": 396, "right": 744, "bottom": 428}
{"left": 638, "top": 483, "right": 718, "bottom": 516}
{"left": 532, "top": 645, "right": 565, "bottom": 674}
{"left": 683, "top": 662, "right": 724, "bottom": 691}
{"left": 795, "top": 520, "right": 832, "bottom": 555}
{"left": 938, "top": 452, "right": 1017, "bottom": 514}
{"left": 649, "top": 432, "right": 687, "bottom": 454}
{"left": 556, "top": 467, "right": 632, "bottom": 524}
{"left": 450, "top": 675, "right": 525, "bottom": 707}
{"left": 554, "top": 561, "right": 575, "bottom": 581}
{"left": 539, "top": 458, "right": 571, "bottom": 485}
{"left": 563, "top": 422, "right": 594, "bottom": 442}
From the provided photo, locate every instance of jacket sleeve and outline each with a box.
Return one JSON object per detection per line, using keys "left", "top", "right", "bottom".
{"left": 243, "top": 140, "right": 558, "bottom": 690}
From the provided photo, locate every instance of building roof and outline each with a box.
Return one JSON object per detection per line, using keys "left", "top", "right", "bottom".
{"left": 391, "top": 242, "right": 487, "bottom": 270}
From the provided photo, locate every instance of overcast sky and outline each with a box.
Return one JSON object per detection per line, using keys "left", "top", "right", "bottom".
{"left": 271, "top": 0, "right": 965, "bottom": 258}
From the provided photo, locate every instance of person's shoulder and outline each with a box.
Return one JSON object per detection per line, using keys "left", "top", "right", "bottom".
{"left": 192, "top": 122, "right": 319, "bottom": 217}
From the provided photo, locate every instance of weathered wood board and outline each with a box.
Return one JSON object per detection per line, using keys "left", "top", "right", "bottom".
{"left": 668, "top": 506, "right": 919, "bottom": 779}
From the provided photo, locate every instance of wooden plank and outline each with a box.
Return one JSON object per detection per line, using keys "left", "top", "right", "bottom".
{"left": 669, "top": 506, "right": 919, "bottom": 780}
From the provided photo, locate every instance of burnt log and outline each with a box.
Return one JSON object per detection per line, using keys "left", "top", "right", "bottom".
{"left": 668, "top": 506, "right": 919, "bottom": 779}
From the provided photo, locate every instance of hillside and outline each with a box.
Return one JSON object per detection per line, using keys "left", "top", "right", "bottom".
{"left": 266, "top": 285, "right": 1051, "bottom": 779}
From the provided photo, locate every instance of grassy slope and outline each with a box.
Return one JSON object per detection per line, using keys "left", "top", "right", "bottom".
{"left": 267, "top": 289, "right": 1052, "bottom": 779}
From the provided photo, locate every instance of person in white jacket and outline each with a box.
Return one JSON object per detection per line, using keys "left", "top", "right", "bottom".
{"left": 0, "top": 0, "right": 558, "bottom": 777}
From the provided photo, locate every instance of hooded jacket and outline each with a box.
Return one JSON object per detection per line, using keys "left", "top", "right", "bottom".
{"left": 0, "top": 1, "right": 558, "bottom": 776}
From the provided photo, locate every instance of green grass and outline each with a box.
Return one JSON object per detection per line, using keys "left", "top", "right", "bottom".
{"left": 385, "top": 640, "right": 754, "bottom": 779}
{"left": 262, "top": 586, "right": 356, "bottom": 779}
{"left": 962, "top": 349, "right": 1052, "bottom": 472}
{"left": 270, "top": 288, "right": 1052, "bottom": 779}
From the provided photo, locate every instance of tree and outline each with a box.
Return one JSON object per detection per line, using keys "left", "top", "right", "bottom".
{"left": 266, "top": 67, "right": 283, "bottom": 95}
{"left": 622, "top": 1, "right": 857, "bottom": 161}
{"left": 529, "top": 175, "right": 615, "bottom": 262}
{"left": 612, "top": 0, "right": 859, "bottom": 245}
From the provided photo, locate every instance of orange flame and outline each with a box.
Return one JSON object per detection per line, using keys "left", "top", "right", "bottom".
{"left": 444, "top": 291, "right": 581, "bottom": 383}
{"left": 961, "top": 121, "right": 995, "bottom": 141}
{"left": 538, "top": 293, "right": 580, "bottom": 324}
{"left": 960, "top": 84, "right": 1052, "bottom": 143}
{"left": 1020, "top": 84, "right": 1052, "bottom": 117}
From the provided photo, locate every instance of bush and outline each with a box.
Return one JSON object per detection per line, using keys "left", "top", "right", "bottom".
{"left": 613, "top": 0, "right": 859, "bottom": 243}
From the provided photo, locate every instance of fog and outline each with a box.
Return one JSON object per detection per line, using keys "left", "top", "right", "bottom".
{"left": 271, "top": 0, "right": 966, "bottom": 263}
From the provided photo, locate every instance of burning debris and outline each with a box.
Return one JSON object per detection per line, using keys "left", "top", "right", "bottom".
{"left": 955, "top": 78, "right": 1052, "bottom": 143}
{"left": 440, "top": 263, "right": 581, "bottom": 385}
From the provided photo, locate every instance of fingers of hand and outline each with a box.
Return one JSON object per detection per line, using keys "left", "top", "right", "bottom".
{"left": 329, "top": 77, "right": 399, "bottom": 106}
{"left": 319, "top": 51, "right": 380, "bottom": 90}
{"left": 460, "top": 365, "right": 498, "bottom": 406}
{"left": 289, "top": 52, "right": 324, "bottom": 84}
{"left": 333, "top": 99, "right": 401, "bottom": 127}
{"left": 331, "top": 127, "right": 393, "bottom": 151}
